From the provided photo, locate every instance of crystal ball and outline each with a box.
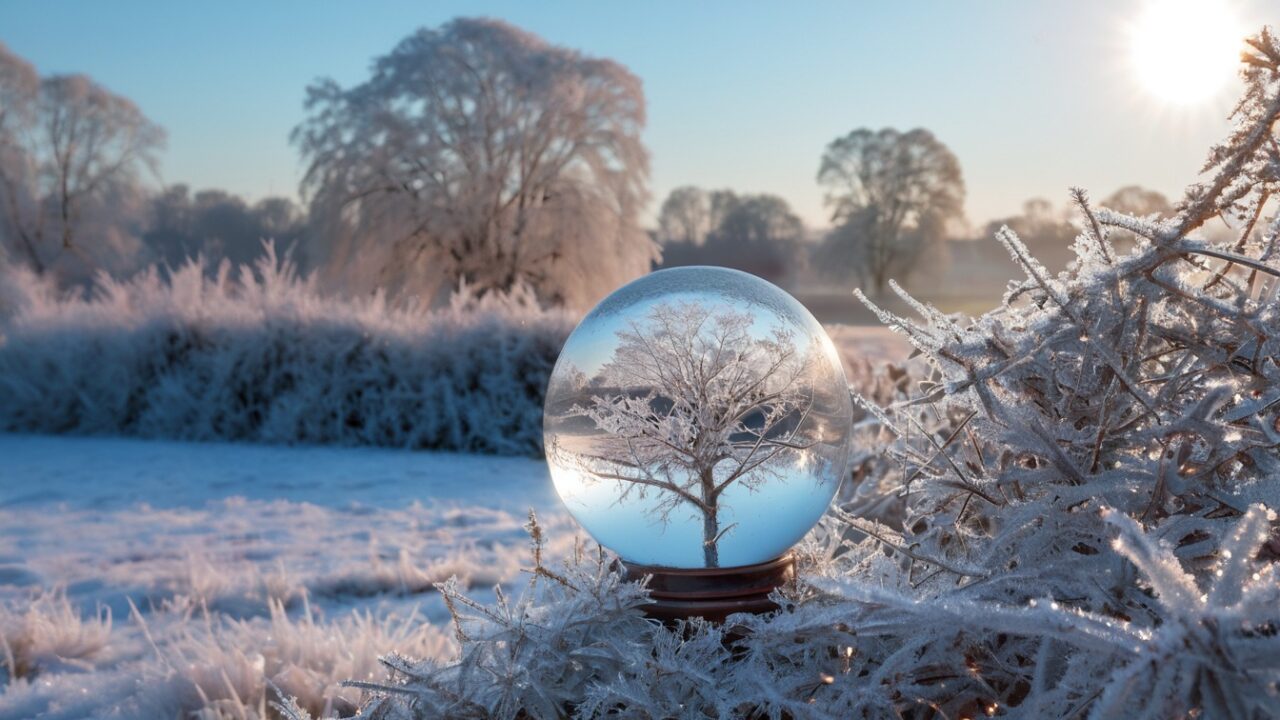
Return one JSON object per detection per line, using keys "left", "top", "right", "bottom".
{"left": 543, "top": 267, "right": 853, "bottom": 569}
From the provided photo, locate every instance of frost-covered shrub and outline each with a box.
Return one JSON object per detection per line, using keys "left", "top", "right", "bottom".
{"left": 0, "top": 245, "right": 574, "bottom": 454}
{"left": 0, "top": 589, "right": 112, "bottom": 682}
{"left": 0, "top": 490, "right": 563, "bottom": 719}
{"left": 348, "top": 28, "right": 1280, "bottom": 719}
{"left": 132, "top": 597, "right": 453, "bottom": 720}
{"left": 308, "top": 515, "right": 658, "bottom": 720}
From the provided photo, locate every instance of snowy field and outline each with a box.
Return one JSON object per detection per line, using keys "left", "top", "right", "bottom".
{"left": 0, "top": 324, "right": 910, "bottom": 718}
{"left": 0, "top": 433, "right": 578, "bottom": 718}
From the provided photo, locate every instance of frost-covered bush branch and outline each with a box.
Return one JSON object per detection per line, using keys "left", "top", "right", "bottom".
{"left": 847, "top": 25, "right": 1279, "bottom": 607}
{"left": 347, "top": 505, "right": 1278, "bottom": 718}
{"left": 824, "top": 26, "right": 1280, "bottom": 716}
{"left": 0, "top": 243, "right": 573, "bottom": 454}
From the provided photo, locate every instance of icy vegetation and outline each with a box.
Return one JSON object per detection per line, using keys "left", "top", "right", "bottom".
{"left": 0, "top": 246, "right": 573, "bottom": 455}
{"left": 0, "top": 434, "right": 575, "bottom": 719}
{"left": 3, "top": 25, "right": 1278, "bottom": 720}
{"left": 337, "top": 29, "right": 1280, "bottom": 719}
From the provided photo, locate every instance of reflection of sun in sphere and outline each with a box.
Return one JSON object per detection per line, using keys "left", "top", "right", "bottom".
{"left": 543, "top": 267, "right": 854, "bottom": 569}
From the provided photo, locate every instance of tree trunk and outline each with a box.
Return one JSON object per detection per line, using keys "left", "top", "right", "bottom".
{"left": 14, "top": 229, "right": 44, "bottom": 275}
{"left": 702, "top": 505, "right": 719, "bottom": 568}
{"left": 701, "top": 468, "right": 719, "bottom": 568}
{"left": 872, "top": 265, "right": 889, "bottom": 297}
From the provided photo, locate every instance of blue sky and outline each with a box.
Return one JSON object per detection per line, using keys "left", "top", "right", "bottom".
{"left": 1, "top": 0, "right": 1272, "bottom": 229}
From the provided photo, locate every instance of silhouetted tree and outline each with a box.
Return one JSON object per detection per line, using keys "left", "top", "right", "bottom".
{"left": 294, "top": 18, "right": 655, "bottom": 309}
{"left": 143, "top": 186, "right": 307, "bottom": 269}
{"left": 659, "top": 190, "right": 806, "bottom": 285}
{"left": 818, "top": 128, "right": 963, "bottom": 295}
{"left": 658, "top": 186, "right": 711, "bottom": 246}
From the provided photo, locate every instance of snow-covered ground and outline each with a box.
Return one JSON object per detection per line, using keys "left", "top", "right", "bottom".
{"left": 0, "top": 324, "right": 911, "bottom": 718}
{"left": 0, "top": 434, "right": 577, "bottom": 718}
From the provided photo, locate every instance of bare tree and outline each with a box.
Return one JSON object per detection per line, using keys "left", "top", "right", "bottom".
{"left": 817, "top": 127, "right": 964, "bottom": 295}
{"left": 0, "top": 42, "right": 163, "bottom": 280}
{"left": 558, "top": 301, "right": 816, "bottom": 568}
{"left": 657, "top": 186, "right": 711, "bottom": 246}
{"left": 0, "top": 44, "right": 41, "bottom": 273}
{"left": 293, "top": 18, "right": 656, "bottom": 309}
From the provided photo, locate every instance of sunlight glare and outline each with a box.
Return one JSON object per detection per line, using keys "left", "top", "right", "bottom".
{"left": 1128, "top": 0, "right": 1242, "bottom": 105}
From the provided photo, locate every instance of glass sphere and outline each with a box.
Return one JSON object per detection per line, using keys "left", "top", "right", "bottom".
{"left": 543, "top": 267, "right": 853, "bottom": 569}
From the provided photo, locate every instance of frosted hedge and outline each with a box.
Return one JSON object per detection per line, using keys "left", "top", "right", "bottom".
{"left": 0, "top": 247, "right": 573, "bottom": 455}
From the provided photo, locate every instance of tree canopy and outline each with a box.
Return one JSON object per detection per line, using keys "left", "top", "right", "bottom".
{"left": 293, "top": 18, "right": 656, "bottom": 309}
{"left": 657, "top": 189, "right": 806, "bottom": 285}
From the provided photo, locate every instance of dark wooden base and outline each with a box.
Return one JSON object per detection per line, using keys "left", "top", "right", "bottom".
{"left": 621, "top": 554, "right": 794, "bottom": 623}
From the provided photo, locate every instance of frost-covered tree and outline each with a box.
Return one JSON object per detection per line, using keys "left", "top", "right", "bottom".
{"left": 818, "top": 127, "right": 964, "bottom": 295}
{"left": 0, "top": 41, "right": 163, "bottom": 283}
{"left": 562, "top": 301, "right": 816, "bottom": 568}
{"left": 293, "top": 18, "right": 655, "bottom": 309}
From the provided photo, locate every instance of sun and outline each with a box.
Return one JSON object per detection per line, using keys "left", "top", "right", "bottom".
{"left": 1128, "top": 0, "right": 1243, "bottom": 105}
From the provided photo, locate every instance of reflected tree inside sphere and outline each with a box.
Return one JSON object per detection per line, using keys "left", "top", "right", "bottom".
{"left": 545, "top": 267, "right": 853, "bottom": 569}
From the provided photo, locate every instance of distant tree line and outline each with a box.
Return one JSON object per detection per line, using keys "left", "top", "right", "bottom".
{"left": 944, "top": 186, "right": 1176, "bottom": 295}
{"left": 655, "top": 128, "right": 1178, "bottom": 300}
{"left": 0, "top": 42, "right": 307, "bottom": 287}
{"left": 144, "top": 186, "right": 308, "bottom": 269}
{"left": 1, "top": 21, "right": 656, "bottom": 311}
{"left": 1, "top": 21, "right": 1183, "bottom": 308}
{"left": 656, "top": 188, "right": 806, "bottom": 284}
{"left": 655, "top": 127, "right": 965, "bottom": 296}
